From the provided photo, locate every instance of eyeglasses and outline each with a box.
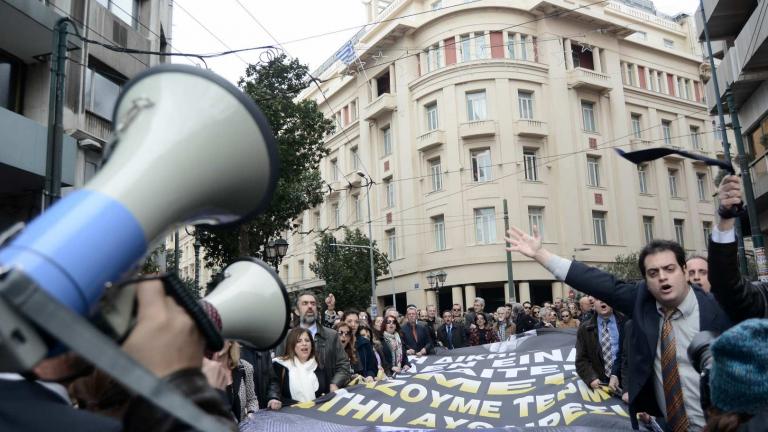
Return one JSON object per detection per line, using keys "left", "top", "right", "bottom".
{"left": 561, "top": 315, "right": 570, "bottom": 318}
{"left": 452, "top": 308, "right": 461, "bottom": 312}
{"left": 385, "top": 320, "right": 397, "bottom": 324}
{"left": 524, "top": 306, "right": 531, "bottom": 309}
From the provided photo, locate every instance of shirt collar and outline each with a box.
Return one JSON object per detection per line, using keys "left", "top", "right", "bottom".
{"left": 598, "top": 314, "right": 615, "bottom": 325}
{"left": 656, "top": 285, "right": 695, "bottom": 319}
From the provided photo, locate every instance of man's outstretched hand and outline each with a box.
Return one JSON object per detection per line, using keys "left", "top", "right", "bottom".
{"left": 505, "top": 226, "right": 551, "bottom": 264}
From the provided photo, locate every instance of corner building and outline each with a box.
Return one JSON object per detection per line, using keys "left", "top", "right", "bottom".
{"left": 284, "top": 0, "right": 721, "bottom": 314}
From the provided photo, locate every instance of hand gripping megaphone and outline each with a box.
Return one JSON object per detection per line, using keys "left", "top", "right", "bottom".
{"left": 0, "top": 64, "right": 280, "bottom": 372}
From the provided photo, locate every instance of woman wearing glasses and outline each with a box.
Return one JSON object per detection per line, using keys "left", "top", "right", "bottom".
{"left": 379, "top": 317, "right": 411, "bottom": 376}
{"left": 558, "top": 309, "right": 580, "bottom": 329}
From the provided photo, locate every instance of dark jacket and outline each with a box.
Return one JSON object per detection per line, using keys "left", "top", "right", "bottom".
{"left": 709, "top": 239, "right": 768, "bottom": 323}
{"left": 436, "top": 322, "right": 467, "bottom": 349}
{"left": 272, "top": 361, "right": 327, "bottom": 406}
{"left": 400, "top": 321, "right": 434, "bottom": 354}
{"left": 565, "top": 261, "right": 732, "bottom": 420}
{"left": 464, "top": 311, "right": 492, "bottom": 329}
{"left": 381, "top": 336, "right": 410, "bottom": 376}
{"left": 239, "top": 347, "right": 280, "bottom": 409}
{"left": 467, "top": 327, "right": 499, "bottom": 346}
{"left": 515, "top": 313, "right": 539, "bottom": 334}
{"left": 354, "top": 336, "right": 378, "bottom": 378}
{"left": 575, "top": 312, "right": 626, "bottom": 386}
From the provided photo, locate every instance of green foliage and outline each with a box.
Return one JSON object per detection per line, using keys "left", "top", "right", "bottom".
{"left": 600, "top": 252, "right": 643, "bottom": 282}
{"left": 140, "top": 244, "right": 163, "bottom": 274}
{"left": 309, "top": 229, "right": 390, "bottom": 311}
{"left": 197, "top": 54, "right": 333, "bottom": 269}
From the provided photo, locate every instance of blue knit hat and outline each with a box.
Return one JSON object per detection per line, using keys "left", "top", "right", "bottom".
{"left": 710, "top": 318, "right": 768, "bottom": 414}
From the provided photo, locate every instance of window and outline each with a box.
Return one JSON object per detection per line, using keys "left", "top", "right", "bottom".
{"left": 528, "top": 207, "right": 545, "bottom": 239}
{"left": 474, "top": 207, "right": 496, "bottom": 244}
{"left": 642, "top": 216, "right": 654, "bottom": 245}
{"left": 466, "top": 90, "right": 487, "bottom": 121}
{"left": 385, "top": 180, "right": 395, "bottom": 208}
{"left": 703, "top": 221, "right": 713, "bottom": 247}
{"left": 332, "top": 203, "right": 340, "bottom": 227}
{"left": 663, "top": 38, "right": 675, "bottom": 49}
{"left": 386, "top": 229, "right": 397, "bottom": 260}
{"left": 518, "top": 91, "right": 534, "bottom": 120}
{"left": 519, "top": 35, "right": 528, "bottom": 61}
{"left": 460, "top": 35, "right": 471, "bottom": 62}
{"left": 690, "top": 126, "right": 701, "bottom": 150}
{"left": 376, "top": 71, "right": 391, "bottom": 96}
{"left": 433, "top": 215, "right": 446, "bottom": 251}
{"left": 431, "top": 0, "right": 442, "bottom": 10}
{"left": 626, "top": 63, "right": 636, "bottom": 86}
{"left": 668, "top": 169, "right": 679, "bottom": 197}
{"left": 314, "top": 211, "right": 321, "bottom": 229}
{"left": 426, "top": 102, "right": 439, "bottom": 131}
{"left": 351, "top": 147, "right": 359, "bottom": 170}
{"left": 475, "top": 32, "right": 487, "bottom": 59}
{"left": 84, "top": 67, "right": 122, "bottom": 119}
{"left": 634, "top": 31, "right": 647, "bottom": 41}
{"left": 298, "top": 260, "right": 305, "bottom": 281}
{"left": 523, "top": 149, "right": 538, "bottom": 181}
{"left": 506, "top": 33, "right": 517, "bottom": 59}
{"left": 638, "top": 164, "right": 648, "bottom": 194}
{"left": 662, "top": 120, "right": 672, "bottom": 145}
{"left": 592, "top": 211, "right": 607, "bottom": 245}
{"left": 96, "top": 0, "right": 138, "bottom": 27}
{"left": 425, "top": 43, "right": 442, "bottom": 73}
{"left": 696, "top": 173, "right": 707, "bottom": 201}
{"left": 430, "top": 158, "right": 443, "bottom": 191}
{"left": 83, "top": 150, "right": 100, "bottom": 183}
{"left": 0, "top": 54, "right": 21, "bottom": 112}
{"left": 355, "top": 195, "right": 363, "bottom": 222}
{"left": 674, "top": 219, "right": 685, "bottom": 246}
{"left": 330, "top": 159, "right": 339, "bottom": 181}
{"left": 471, "top": 148, "right": 492, "bottom": 182}
{"left": 587, "top": 156, "right": 601, "bottom": 187}
{"left": 581, "top": 101, "right": 596, "bottom": 132}
{"left": 631, "top": 114, "right": 642, "bottom": 138}
{"left": 382, "top": 126, "right": 392, "bottom": 156}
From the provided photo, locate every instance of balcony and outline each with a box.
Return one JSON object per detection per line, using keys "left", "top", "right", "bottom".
{"left": 416, "top": 130, "right": 446, "bottom": 152}
{"left": 629, "top": 138, "right": 653, "bottom": 151}
{"left": 512, "top": 120, "right": 548, "bottom": 137}
{"left": 85, "top": 112, "right": 114, "bottom": 143}
{"left": 567, "top": 67, "right": 612, "bottom": 93}
{"left": 0, "top": 0, "right": 82, "bottom": 63}
{"left": 364, "top": 93, "right": 396, "bottom": 121}
{"left": 459, "top": 120, "right": 497, "bottom": 139}
{"left": 695, "top": 0, "right": 757, "bottom": 41}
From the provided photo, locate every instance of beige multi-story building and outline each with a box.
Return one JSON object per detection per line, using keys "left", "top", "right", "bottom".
{"left": 283, "top": 0, "right": 721, "bottom": 314}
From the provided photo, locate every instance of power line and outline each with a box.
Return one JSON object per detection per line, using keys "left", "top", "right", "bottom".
{"left": 174, "top": 1, "right": 251, "bottom": 66}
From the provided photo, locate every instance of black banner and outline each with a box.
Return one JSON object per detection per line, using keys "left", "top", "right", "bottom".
{"left": 242, "top": 329, "right": 633, "bottom": 430}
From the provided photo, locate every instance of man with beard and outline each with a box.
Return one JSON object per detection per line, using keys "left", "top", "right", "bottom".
{"left": 279, "top": 292, "right": 350, "bottom": 391}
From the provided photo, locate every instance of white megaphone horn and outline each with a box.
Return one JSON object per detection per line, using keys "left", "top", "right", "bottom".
{"left": 202, "top": 258, "right": 290, "bottom": 350}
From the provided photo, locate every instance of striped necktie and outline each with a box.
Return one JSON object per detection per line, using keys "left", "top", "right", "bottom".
{"left": 600, "top": 318, "right": 613, "bottom": 378}
{"left": 661, "top": 311, "right": 690, "bottom": 432}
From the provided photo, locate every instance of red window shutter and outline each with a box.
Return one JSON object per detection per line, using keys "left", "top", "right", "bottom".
{"left": 444, "top": 37, "right": 456, "bottom": 65}
{"left": 384, "top": 160, "right": 390, "bottom": 171}
{"left": 667, "top": 74, "right": 676, "bottom": 96}
{"left": 490, "top": 32, "right": 504, "bottom": 59}
{"left": 589, "top": 137, "right": 597, "bottom": 149}
{"left": 638, "top": 66, "right": 647, "bottom": 89}
{"left": 595, "top": 193, "right": 603, "bottom": 205}
{"left": 386, "top": 213, "right": 392, "bottom": 224}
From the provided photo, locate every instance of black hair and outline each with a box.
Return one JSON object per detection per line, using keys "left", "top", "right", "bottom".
{"left": 638, "top": 239, "right": 686, "bottom": 277}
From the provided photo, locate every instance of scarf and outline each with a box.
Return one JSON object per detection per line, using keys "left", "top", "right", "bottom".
{"left": 273, "top": 357, "right": 319, "bottom": 403}
{"left": 382, "top": 331, "right": 403, "bottom": 367}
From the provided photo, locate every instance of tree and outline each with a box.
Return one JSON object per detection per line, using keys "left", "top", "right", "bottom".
{"left": 197, "top": 54, "right": 333, "bottom": 269}
{"left": 310, "top": 229, "right": 390, "bottom": 311}
{"left": 600, "top": 252, "right": 643, "bottom": 282}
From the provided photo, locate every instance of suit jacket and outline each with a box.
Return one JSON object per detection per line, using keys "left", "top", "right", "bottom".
{"left": 709, "top": 239, "right": 768, "bottom": 323}
{"left": 565, "top": 261, "right": 732, "bottom": 419}
{"left": 436, "top": 323, "right": 467, "bottom": 349}
{"left": 400, "top": 321, "right": 434, "bottom": 354}
{"left": 575, "top": 313, "right": 626, "bottom": 386}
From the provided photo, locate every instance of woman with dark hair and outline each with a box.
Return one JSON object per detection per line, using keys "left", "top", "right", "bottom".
{"left": 379, "top": 316, "right": 410, "bottom": 376}
{"left": 341, "top": 310, "right": 377, "bottom": 383}
{"left": 468, "top": 313, "right": 499, "bottom": 346}
{"left": 272, "top": 328, "right": 327, "bottom": 405}
{"left": 334, "top": 322, "right": 358, "bottom": 376}
{"left": 358, "top": 325, "right": 388, "bottom": 380}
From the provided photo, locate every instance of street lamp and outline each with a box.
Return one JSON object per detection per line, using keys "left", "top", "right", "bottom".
{"left": 356, "top": 170, "right": 378, "bottom": 317}
{"left": 185, "top": 226, "right": 201, "bottom": 292}
{"left": 264, "top": 237, "right": 289, "bottom": 273}
{"left": 426, "top": 270, "right": 447, "bottom": 311}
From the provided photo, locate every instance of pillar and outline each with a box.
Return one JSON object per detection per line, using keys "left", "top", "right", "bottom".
{"left": 504, "top": 283, "right": 511, "bottom": 304}
{"left": 632, "top": 64, "right": 640, "bottom": 86}
{"left": 514, "top": 33, "right": 522, "bottom": 60}
{"left": 592, "top": 47, "right": 602, "bottom": 73}
{"left": 564, "top": 39, "right": 574, "bottom": 70}
{"left": 389, "top": 64, "right": 396, "bottom": 90}
{"left": 464, "top": 285, "right": 476, "bottom": 309}
{"left": 552, "top": 282, "right": 565, "bottom": 301}
{"left": 425, "top": 290, "right": 437, "bottom": 309}
{"left": 518, "top": 282, "right": 531, "bottom": 303}
{"left": 452, "top": 286, "right": 464, "bottom": 309}
{"left": 661, "top": 72, "right": 669, "bottom": 94}
{"left": 644, "top": 67, "right": 652, "bottom": 91}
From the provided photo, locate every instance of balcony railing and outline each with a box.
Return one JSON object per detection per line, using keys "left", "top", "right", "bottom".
{"left": 567, "top": 67, "right": 612, "bottom": 92}
{"left": 416, "top": 129, "right": 446, "bottom": 152}
{"left": 513, "top": 120, "right": 548, "bottom": 137}
{"left": 364, "top": 93, "right": 397, "bottom": 120}
{"left": 459, "top": 120, "right": 497, "bottom": 139}
{"left": 85, "top": 112, "right": 113, "bottom": 142}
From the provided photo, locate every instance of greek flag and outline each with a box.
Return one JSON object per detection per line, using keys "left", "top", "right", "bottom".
{"left": 335, "top": 41, "right": 357, "bottom": 65}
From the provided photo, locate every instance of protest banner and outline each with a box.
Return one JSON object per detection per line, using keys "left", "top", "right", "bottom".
{"left": 242, "top": 329, "right": 633, "bottom": 431}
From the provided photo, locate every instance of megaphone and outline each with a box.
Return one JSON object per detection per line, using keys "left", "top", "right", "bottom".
{"left": 0, "top": 64, "right": 279, "bottom": 370}
{"left": 202, "top": 258, "right": 290, "bottom": 350}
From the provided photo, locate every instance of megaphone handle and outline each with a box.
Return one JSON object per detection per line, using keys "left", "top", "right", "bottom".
{"left": 160, "top": 273, "right": 224, "bottom": 352}
{"left": 0, "top": 270, "right": 231, "bottom": 432}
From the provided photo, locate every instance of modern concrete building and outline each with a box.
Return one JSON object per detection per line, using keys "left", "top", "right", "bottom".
{"left": 0, "top": 0, "right": 172, "bottom": 229}
{"left": 283, "top": 0, "right": 720, "bottom": 314}
{"left": 696, "top": 0, "right": 768, "bottom": 236}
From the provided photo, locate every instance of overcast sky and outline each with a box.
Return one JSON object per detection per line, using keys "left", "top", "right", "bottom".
{"left": 171, "top": 0, "right": 701, "bottom": 84}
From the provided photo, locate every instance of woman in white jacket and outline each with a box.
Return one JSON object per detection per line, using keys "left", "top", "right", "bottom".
{"left": 272, "top": 328, "right": 327, "bottom": 405}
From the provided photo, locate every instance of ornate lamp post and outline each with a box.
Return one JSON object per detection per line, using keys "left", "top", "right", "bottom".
{"left": 265, "top": 237, "right": 289, "bottom": 273}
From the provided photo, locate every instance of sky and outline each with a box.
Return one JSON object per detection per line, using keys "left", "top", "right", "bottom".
{"left": 171, "top": 0, "right": 701, "bottom": 84}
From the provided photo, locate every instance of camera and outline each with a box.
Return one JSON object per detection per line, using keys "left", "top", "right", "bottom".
{"left": 687, "top": 330, "right": 720, "bottom": 414}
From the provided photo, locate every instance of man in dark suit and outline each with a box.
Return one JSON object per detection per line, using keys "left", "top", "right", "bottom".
{"left": 436, "top": 310, "right": 466, "bottom": 349}
{"left": 401, "top": 305, "right": 434, "bottom": 356}
{"left": 506, "top": 226, "right": 732, "bottom": 431}
{"left": 575, "top": 299, "right": 625, "bottom": 393}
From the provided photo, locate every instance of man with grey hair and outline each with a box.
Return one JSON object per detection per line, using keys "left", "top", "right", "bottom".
{"left": 464, "top": 297, "right": 491, "bottom": 329}
{"left": 401, "top": 305, "right": 434, "bottom": 356}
